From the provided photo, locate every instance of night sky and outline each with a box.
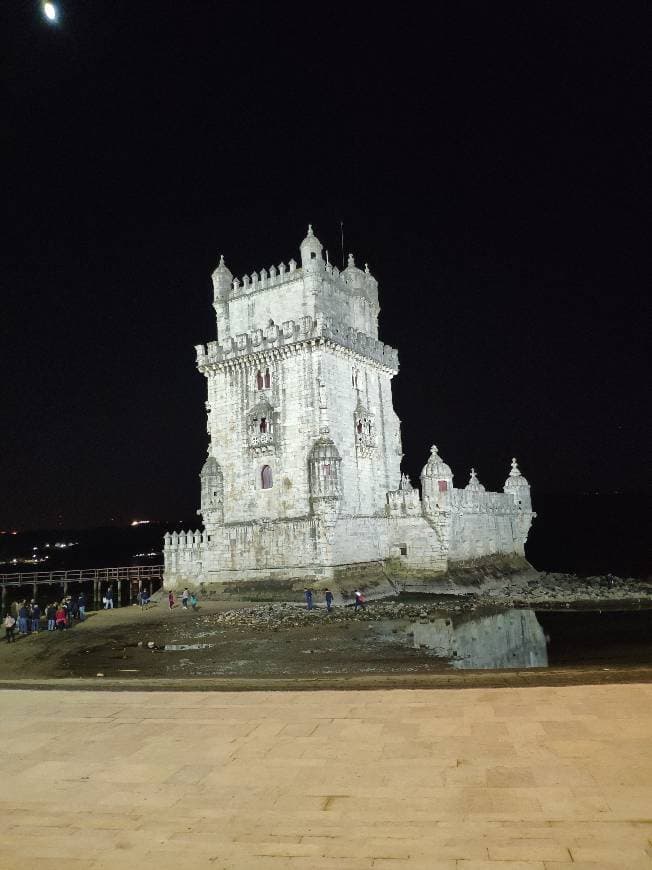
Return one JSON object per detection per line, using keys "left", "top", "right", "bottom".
{"left": 3, "top": 2, "right": 649, "bottom": 530}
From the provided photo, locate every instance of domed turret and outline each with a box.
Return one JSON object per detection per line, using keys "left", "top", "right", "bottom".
{"left": 341, "top": 253, "right": 366, "bottom": 293}
{"left": 211, "top": 254, "right": 233, "bottom": 300}
{"left": 420, "top": 445, "right": 453, "bottom": 481}
{"left": 504, "top": 458, "right": 531, "bottom": 510}
{"left": 299, "top": 224, "right": 324, "bottom": 272}
{"left": 420, "top": 445, "right": 454, "bottom": 511}
{"left": 465, "top": 467, "right": 486, "bottom": 493}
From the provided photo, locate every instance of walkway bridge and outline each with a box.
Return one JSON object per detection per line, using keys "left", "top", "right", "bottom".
{"left": 0, "top": 565, "right": 164, "bottom": 608}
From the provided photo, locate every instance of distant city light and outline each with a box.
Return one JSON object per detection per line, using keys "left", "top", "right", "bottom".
{"left": 131, "top": 520, "right": 151, "bottom": 526}
{"left": 43, "top": 2, "right": 57, "bottom": 22}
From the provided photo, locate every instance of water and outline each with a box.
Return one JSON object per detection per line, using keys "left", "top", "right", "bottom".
{"left": 164, "top": 643, "right": 213, "bottom": 651}
{"left": 381, "top": 607, "right": 652, "bottom": 670}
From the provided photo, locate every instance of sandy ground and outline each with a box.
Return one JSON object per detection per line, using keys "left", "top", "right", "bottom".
{"left": 1, "top": 599, "right": 652, "bottom": 691}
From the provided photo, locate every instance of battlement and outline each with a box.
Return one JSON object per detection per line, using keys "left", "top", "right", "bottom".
{"left": 196, "top": 315, "right": 399, "bottom": 372}
{"left": 452, "top": 488, "right": 521, "bottom": 514}
{"left": 230, "top": 258, "right": 301, "bottom": 297}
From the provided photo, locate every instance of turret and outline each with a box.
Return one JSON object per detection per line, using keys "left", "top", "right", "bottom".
{"left": 211, "top": 255, "right": 232, "bottom": 341}
{"left": 420, "top": 445, "right": 453, "bottom": 513}
{"left": 504, "top": 457, "right": 532, "bottom": 511}
{"left": 211, "top": 254, "right": 232, "bottom": 300}
{"left": 299, "top": 224, "right": 324, "bottom": 274}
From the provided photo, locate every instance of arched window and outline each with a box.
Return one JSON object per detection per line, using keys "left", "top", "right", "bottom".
{"left": 256, "top": 370, "right": 264, "bottom": 390}
{"left": 259, "top": 417, "right": 267, "bottom": 433}
{"left": 261, "top": 465, "right": 273, "bottom": 489}
{"left": 264, "top": 368, "right": 271, "bottom": 388}
{"left": 357, "top": 420, "right": 363, "bottom": 434}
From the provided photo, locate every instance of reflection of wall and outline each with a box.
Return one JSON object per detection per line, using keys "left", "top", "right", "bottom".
{"left": 411, "top": 609, "right": 548, "bottom": 669}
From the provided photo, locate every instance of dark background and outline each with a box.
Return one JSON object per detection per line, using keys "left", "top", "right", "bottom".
{"left": 2, "top": 2, "right": 649, "bottom": 532}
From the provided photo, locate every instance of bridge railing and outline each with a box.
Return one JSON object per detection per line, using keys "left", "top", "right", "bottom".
{"left": 0, "top": 565, "right": 164, "bottom": 588}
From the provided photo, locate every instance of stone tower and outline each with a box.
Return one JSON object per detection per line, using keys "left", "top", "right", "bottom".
{"left": 164, "top": 226, "right": 535, "bottom": 589}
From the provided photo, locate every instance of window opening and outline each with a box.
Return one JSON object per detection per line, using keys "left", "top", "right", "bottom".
{"left": 264, "top": 368, "right": 271, "bottom": 388}
{"left": 259, "top": 417, "right": 267, "bottom": 433}
{"left": 256, "top": 370, "right": 264, "bottom": 390}
{"left": 438, "top": 480, "right": 448, "bottom": 492}
{"left": 261, "top": 465, "right": 273, "bottom": 489}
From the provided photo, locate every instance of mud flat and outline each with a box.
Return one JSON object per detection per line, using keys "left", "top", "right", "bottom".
{"left": 1, "top": 574, "right": 651, "bottom": 690}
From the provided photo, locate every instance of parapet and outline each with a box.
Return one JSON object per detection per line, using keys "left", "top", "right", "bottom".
{"left": 196, "top": 315, "right": 399, "bottom": 373}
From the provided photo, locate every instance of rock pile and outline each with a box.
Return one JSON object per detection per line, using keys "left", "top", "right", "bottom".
{"left": 199, "top": 573, "right": 652, "bottom": 631}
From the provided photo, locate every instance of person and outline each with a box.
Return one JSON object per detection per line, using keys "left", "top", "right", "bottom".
{"left": 64, "top": 598, "right": 72, "bottom": 628}
{"left": 105, "top": 587, "right": 114, "bottom": 609}
{"left": 31, "top": 602, "right": 41, "bottom": 633}
{"left": 354, "top": 590, "right": 366, "bottom": 611}
{"left": 46, "top": 603, "right": 57, "bottom": 631}
{"left": 181, "top": 588, "right": 189, "bottom": 609}
{"left": 70, "top": 594, "right": 79, "bottom": 621}
{"left": 78, "top": 592, "right": 86, "bottom": 621}
{"left": 189, "top": 593, "right": 198, "bottom": 610}
{"left": 4, "top": 613, "right": 16, "bottom": 643}
{"left": 18, "top": 602, "right": 29, "bottom": 635}
{"left": 324, "top": 589, "right": 334, "bottom": 613}
{"left": 55, "top": 604, "right": 67, "bottom": 630}
{"left": 304, "top": 588, "right": 313, "bottom": 611}
{"left": 168, "top": 590, "right": 175, "bottom": 610}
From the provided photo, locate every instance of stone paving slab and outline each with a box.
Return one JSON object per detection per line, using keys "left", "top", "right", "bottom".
{"left": 1, "top": 685, "right": 651, "bottom": 869}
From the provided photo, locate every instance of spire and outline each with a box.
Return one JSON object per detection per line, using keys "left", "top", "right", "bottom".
{"left": 465, "top": 467, "right": 486, "bottom": 492}
{"left": 504, "top": 456, "right": 530, "bottom": 490}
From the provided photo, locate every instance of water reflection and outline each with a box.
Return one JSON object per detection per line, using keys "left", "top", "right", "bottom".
{"left": 409, "top": 609, "right": 548, "bottom": 669}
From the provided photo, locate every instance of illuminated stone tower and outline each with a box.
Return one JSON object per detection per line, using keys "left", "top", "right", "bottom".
{"left": 164, "top": 226, "right": 535, "bottom": 589}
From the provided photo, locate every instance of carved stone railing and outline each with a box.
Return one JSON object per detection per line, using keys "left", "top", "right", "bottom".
{"left": 196, "top": 316, "right": 399, "bottom": 373}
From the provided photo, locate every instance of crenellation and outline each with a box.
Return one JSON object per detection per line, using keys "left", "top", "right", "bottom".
{"left": 166, "top": 225, "right": 535, "bottom": 589}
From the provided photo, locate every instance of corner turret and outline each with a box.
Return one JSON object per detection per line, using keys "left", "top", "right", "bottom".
{"left": 504, "top": 457, "right": 532, "bottom": 511}
{"left": 211, "top": 255, "right": 233, "bottom": 341}
{"left": 299, "top": 224, "right": 324, "bottom": 274}
{"left": 420, "top": 445, "right": 453, "bottom": 512}
{"left": 211, "top": 255, "right": 233, "bottom": 299}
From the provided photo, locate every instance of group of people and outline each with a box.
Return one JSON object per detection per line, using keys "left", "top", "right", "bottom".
{"left": 302, "top": 588, "right": 366, "bottom": 611}
{"left": 3, "top": 593, "right": 88, "bottom": 642}
{"left": 167, "top": 588, "right": 199, "bottom": 610}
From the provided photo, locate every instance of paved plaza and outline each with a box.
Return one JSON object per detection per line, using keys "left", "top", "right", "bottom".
{"left": 1, "top": 684, "right": 651, "bottom": 869}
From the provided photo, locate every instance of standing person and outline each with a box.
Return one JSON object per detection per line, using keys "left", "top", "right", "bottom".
{"left": 168, "top": 590, "right": 175, "bottom": 610}
{"left": 55, "top": 604, "right": 67, "bottom": 630}
{"left": 4, "top": 613, "right": 16, "bottom": 643}
{"left": 190, "top": 592, "right": 198, "bottom": 610}
{"left": 304, "top": 588, "right": 313, "bottom": 611}
{"left": 31, "top": 602, "right": 41, "bottom": 633}
{"left": 70, "top": 594, "right": 79, "bottom": 621}
{"left": 354, "top": 590, "right": 366, "bottom": 611}
{"left": 46, "top": 603, "right": 57, "bottom": 631}
{"left": 64, "top": 598, "right": 72, "bottom": 628}
{"left": 324, "top": 589, "right": 334, "bottom": 613}
{"left": 105, "top": 587, "right": 114, "bottom": 610}
{"left": 181, "top": 588, "right": 189, "bottom": 609}
{"left": 18, "top": 602, "right": 29, "bottom": 635}
{"left": 78, "top": 592, "right": 86, "bottom": 621}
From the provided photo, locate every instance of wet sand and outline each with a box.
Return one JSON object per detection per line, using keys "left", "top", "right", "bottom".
{"left": 1, "top": 599, "right": 651, "bottom": 691}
